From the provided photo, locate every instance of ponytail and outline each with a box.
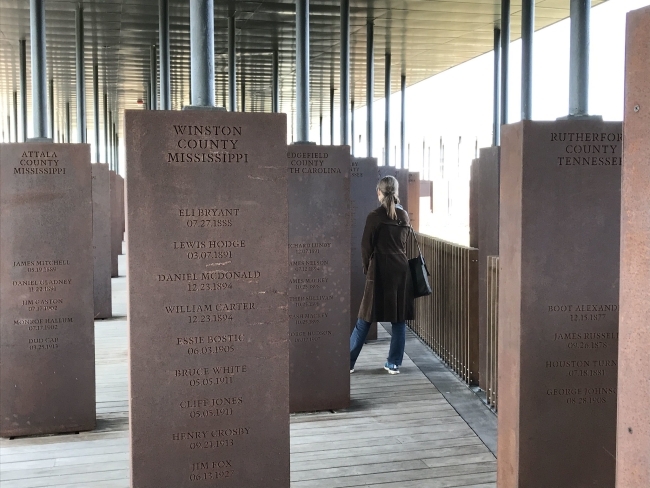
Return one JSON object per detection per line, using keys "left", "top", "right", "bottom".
{"left": 377, "top": 176, "right": 400, "bottom": 220}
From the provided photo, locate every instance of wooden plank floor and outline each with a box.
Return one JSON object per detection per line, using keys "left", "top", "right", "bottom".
{"left": 0, "top": 255, "right": 496, "bottom": 487}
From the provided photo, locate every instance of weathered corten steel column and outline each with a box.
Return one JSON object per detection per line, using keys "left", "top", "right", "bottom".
{"left": 49, "top": 79, "right": 54, "bottom": 138}
{"left": 159, "top": 0, "right": 171, "bottom": 110}
{"left": 500, "top": 0, "right": 510, "bottom": 126}
{"left": 76, "top": 3, "right": 87, "bottom": 142}
{"left": 569, "top": 0, "right": 590, "bottom": 116}
{"left": 296, "top": 0, "right": 310, "bottom": 142}
{"left": 228, "top": 15, "right": 237, "bottom": 111}
{"left": 103, "top": 91, "right": 108, "bottom": 161}
{"left": 493, "top": 27, "right": 501, "bottom": 146}
{"left": 351, "top": 99, "right": 355, "bottom": 155}
{"left": 30, "top": 0, "right": 48, "bottom": 139}
{"left": 65, "top": 101, "right": 71, "bottom": 143}
{"left": 340, "top": 0, "right": 350, "bottom": 145}
{"left": 330, "top": 86, "right": 334, "bottom": 143}
{"left": 384, "top": 51, "right": 391, "bottom": 166}
{"left": 400, "top": 73, "right": 405, "bottom": 169}
{"left": 19, "top": 39, "right": 27, "bottom": 141}
{"left": 272, "top": 49, "right": 279, "bottom": 113}
{"left": 12, "top": 91, "right": 18, "bottom": 142}
{"left": 366, "top": 20, "right": 374, "bottom": 157}
{"left": 189, "top": 0, "right": 215, "bottom": 107}
{"left": 93, "top": 64, "right": 100, "bottom": 162}
{"left": 150, "top": 45, "right": 157, "bottom": 110}
{"left": 108, "top": 110, "right": 113, "bottom": 168}
{"left": 521, "top": 0, "right": 534, "bottom": 120}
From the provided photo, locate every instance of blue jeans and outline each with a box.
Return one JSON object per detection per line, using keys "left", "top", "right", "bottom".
{"left": 350, "top": 318, "right": 406, "bottom": 369}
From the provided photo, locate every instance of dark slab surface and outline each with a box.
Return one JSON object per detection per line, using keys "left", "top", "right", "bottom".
{"left": 407, "top": 172, "right": 420, "bottom": 232}
{"left": 469, "top": 159, "right": 479, "bottom": 249}
{"left": 350, "top": 158, "right": 379, "bottom": 336}
{"left": 0, "top": 143, "right": 96, "bottom": 437}
{"left": 109, "top": 170, "right": 119, "bottom": 277}
{"left": 498, "top": 120, "right": 621, "bottom": 488}
{"left": 117, "top": 174, "right": 125, "bottom": 253}
{"left": 617, "top": 8, "right": 650, "bottom": 487}
{"left": 92, "top": 163, "right": 112, "bottom": 319}
{"left": 288, "top": 145, "right": 351, "bottom": 413}
{"left": 126, "top": 110, "right": 289, "bottom": 488}
{"left": 477, "top": 147, "right": 500, "bottom": 389}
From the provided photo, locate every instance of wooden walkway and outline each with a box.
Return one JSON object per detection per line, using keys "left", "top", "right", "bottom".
{"left": 0, "top": 256, "right": 496, "bottom": 487}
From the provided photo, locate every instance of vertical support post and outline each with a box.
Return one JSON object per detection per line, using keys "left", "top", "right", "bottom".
{"left": 159, "top": 0, "right": 171, "bottom": 110}
{"left": 13, "top": 91, "right": 18, "bottom": 142}
{"left": 319, "top": 115, "right": 323, "bottom": 145}
{"left": 521, "top": 0, "right": 534, "bottom": 120}
{"left": 76, "top": 3, "right": 87, "bottom": 143}
{"left": 366, "top": 21, "right": 374, "bottom": 157}
{"left": 351, "top": 99, "right": 355, "bottom": 155}
{"left": 30, "top": 0, "right": 48, "bottom": 139}
{"left": 65, "top": 102, "right": 71, "bottom": 144}
{"left": 493, "top": 27, "right": 501, "bottom": 146}
{"left": 189, "top": 0, "right": 215, "bottom": 107}
{"left": 400, "top": 73, "right": 405, "bottom": 169}
{"left": 296, "top": 0, "right": 310, "bottom": 142}
{"left": 241, "top": 76, "right": 246, "bottom": 112}
{"left": 384, "top": 51, "right": 391, "bottom": 166}
{"left": 228, "top": 14, "right": 237, "bottom": 112}
{"left": 330, "top": 86, "right": 334, "bottom": 144}
{"left": 103, "top": 92, "right": 108, "bottom": 162}
{"left": 108, "top": 110, "right": 113, "bottom": 168}
{"left": 569, "top": 0, "right": 590, "bottom": 116}
{"left": 93, "top": 64, "right": 100, "bottom": 162}
{"left": 20, "top": 39, "right": 27, "bottom": 141}
{"left": 340, "top": 0, "right": 350, "bottom": 145}
{"left": 500, "top": 0, "right": 510, "bottom": 126}
{"left": 115, "top": 131, "right": 119, "bottom": 174}
{"left": 272, "top": 50, "right": 279, "bottom": 113}
{"left": 150, "top": 45, "right": 157, "bottom": 110}
{"left": 49, "top": 79, "right": 54, "bottom": 138}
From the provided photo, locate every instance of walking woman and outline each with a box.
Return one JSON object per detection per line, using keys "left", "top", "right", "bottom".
{"left": 350, "top": 175, "right": 415, "bottom": 374}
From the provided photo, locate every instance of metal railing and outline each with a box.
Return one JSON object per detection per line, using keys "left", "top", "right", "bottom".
{"left": 407, "top": 233, "right": 479, "bottom": 385}
{"left": 486, "top": 255, "right": 499, "bottom": 411}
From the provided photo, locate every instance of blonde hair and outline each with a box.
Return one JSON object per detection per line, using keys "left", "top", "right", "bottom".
{"left": 377, "top": 176, "right": 400, "bottom": 220}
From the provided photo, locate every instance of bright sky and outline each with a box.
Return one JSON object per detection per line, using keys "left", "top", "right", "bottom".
{"left": 317, "top": 0, "right": 650, "bottom": 178}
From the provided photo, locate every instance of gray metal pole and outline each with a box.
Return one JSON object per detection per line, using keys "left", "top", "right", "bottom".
{"left": 351, "top": 99, "right": 355, "bottom": 155}
{"left": 159, "top": 0, "right": 171, "bottom": 110}
{"left": 150, "top": 45, "right": 157, "bottom": 110}
{"left": 49, "top": 79, "right": 54, "bottom": 138}
{"left": 65, "top": 102, "right": 71, "bottom": 144}
{"left": 108, "top": 110, "right": 113, "bottom": 168}
{"left": 521, "top": 0, "right": 534, "bottom": 120}
{"left": 400, "top": 74, "right": 405, "bottom": 169}
{"left": 93, "top": 64, "right": 100, "bottom": 162}
{"left": 569, "top": 0, "right": 590, "bottom": 116}
{"left": 76, "top": 3, "right": 87, "bottom": 143}
{"left": 115, "top": 132, "right": 119, "bottom": 175}
{"left": 319, "top": 115, "right": 323, "bottom": 145}
{"left": 20, "top": 40, "right": 27, "bottom": 141}
{"left": 384, "top": 51, "right": 391, "bottom": 166}
{"left": 228, "top": 15, "right": 237, "bottom": 111}
{"left": 13, "top": 91, "right": 18, "bottom": 142}
{"left": 330, "top": 86, "right": 334, "bottom": 144}
{"left": 103, "top": 92, "right": 108, "bottom": 162}
{"left": 340, "top": 0, "right": 350, "bottom": 145}
{"left": 296, "top": 0, "right": 310, "bottom": 142}
{"left": 30, "top": 0, "right": 48, "bottom": 138}
{"left": 189, "top": 0, "right": 215, "bottom": 107}
{"left": 272, "top": 50, "right": 279, "bottom": 113}
{"left": 366, "top": 21, "right": 374, "bottom": 157}
{"left": 493, "top": 27, "right": 501, "bottom": 146}
{"left": 500, "top": 0, "right": 510, "bottom": 126}
{"left": 241, "top": 76, "right": 246, "bottom": 112}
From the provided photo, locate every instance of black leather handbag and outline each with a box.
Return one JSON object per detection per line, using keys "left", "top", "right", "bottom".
{"left": 408, "top": 227, "right": 432, "bottom": 298}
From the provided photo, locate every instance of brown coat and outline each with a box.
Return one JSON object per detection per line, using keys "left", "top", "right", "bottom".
{"left": 357, "top": 205, "right": 415, "bottom": 323}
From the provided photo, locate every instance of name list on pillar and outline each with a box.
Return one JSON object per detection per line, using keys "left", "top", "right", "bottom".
{"left": 126, "top": 111, "right": 290, "bottom": 488}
